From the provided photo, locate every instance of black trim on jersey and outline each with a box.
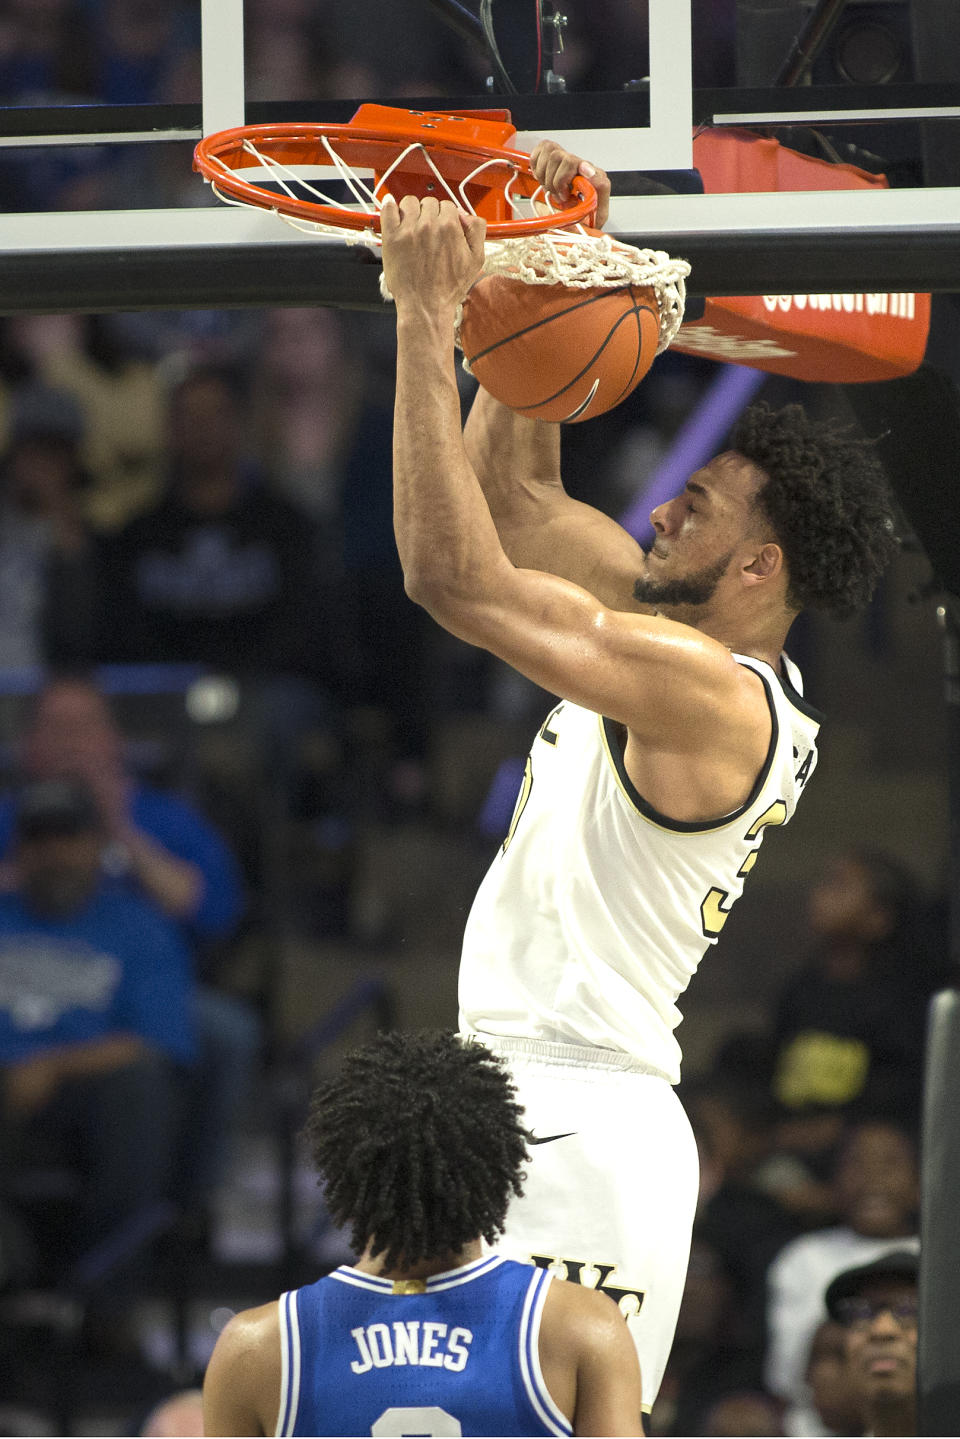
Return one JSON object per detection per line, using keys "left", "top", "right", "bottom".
{"left": 774, "top": 655, "right": 825, "bottom": 726}
{"left": 601, "top": 669, "right": 780, "bottom": 834}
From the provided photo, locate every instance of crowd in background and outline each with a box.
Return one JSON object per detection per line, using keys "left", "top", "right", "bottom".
{"left": 0, "top": 2, "right": 951, "bottom": 1436}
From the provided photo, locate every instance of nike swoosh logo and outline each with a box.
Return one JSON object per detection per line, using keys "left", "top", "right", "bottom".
{"left": 528, "top": 1131, "right": 578, "bottom": 1145}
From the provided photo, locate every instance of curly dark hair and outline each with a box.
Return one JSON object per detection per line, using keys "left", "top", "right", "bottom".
{"left": 732, "top": 403, "right": 898, "bottom": 619}
{"left": 303, "top": 1030, "right": 529, "bottom": 1270}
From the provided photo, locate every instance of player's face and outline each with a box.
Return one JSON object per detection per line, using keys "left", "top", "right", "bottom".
{"left": 634, "top": 451, "right": 767, "bottom": 610}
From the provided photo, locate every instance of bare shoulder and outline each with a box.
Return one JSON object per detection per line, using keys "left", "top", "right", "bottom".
{"left": 214, "top": 1299, "right": 282, "bottom": 1360}
{"left": 541, "top": 1275, "right": 635, "bottom": 1357}
{"left": 540, "top": 1278, "right": 645, "bottom": 1436}
{"left": 203, "top": 1300, "right": 282, "bottom": 1438}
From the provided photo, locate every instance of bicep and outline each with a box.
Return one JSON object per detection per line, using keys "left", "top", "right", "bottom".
{"left": 503, "top": 500, "right": 654, "bottom": 614}
{"left": 421, "top": 564, "right": 736, "bottom": 743}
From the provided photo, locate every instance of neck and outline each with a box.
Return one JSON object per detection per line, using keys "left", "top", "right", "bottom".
{"left": 822, "top": 940, "right": 872, "bottom": 981}
{"left": 869, "top": 1395, "right": 917, "bottom": 1437}
{"left": 353, "top": 1239, "right": 483, "bottom": 1281}
{"left": 656, "top": 600, "right": 790, "bottom": 672}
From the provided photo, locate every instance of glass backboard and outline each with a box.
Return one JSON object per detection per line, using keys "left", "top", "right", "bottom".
{"left": 0, "top": 0, "right": 958, "bottom": 312}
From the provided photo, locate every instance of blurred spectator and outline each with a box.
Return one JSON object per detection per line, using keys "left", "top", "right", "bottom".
{"left": 0, "top": 384, "right": 96, "bottom": 670}
{"left": 138, "top": 1386, "right": 205, "bottom": 1437}
{"left": 0, "top": 675, "right": 256, "bottom": 1231}
{"left": 249, "top": 308, "right": 359, "bottom": 546}
{"left": 95, "top": 364, "right": 354, "bottom": 693}
{"left": 686, "top": 1075, "right": 802, "bottom": 1350}
{"left": 0, "top": 675, "right": 242, "bottom": 948}
{"left": 765, "top": 1121, "right": 919, "bottom": 1430}
{"left": 699, "top": 1389, "right": 786, "bottom": 1437}
{"left": 0, "top": 777, "right": 192, "bottom": 1275}
{"left": 772, "top": 850, "right": 939, "bottom": 1165}
{"left": 801, "top": 1319, "right": 864, "bottom": 1438}
{"left": 5, "top": 314, "right": 165, "bottom": 529}
{"left": 0, "top": 0, "right": 95, "bottom": 103}
{"left": 652, "top": 1234, "right": 766, "bottom": 1437}
{"left": 92, "top": 0, "right": 197, "bottom": 106}
{"left": 825, "top": 1250, "right": 918, "bottom": 1439}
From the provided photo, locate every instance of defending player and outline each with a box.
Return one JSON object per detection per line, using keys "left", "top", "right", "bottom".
{"left": 378, "top": 143, "right": 897, "bottom": 1416}
{"left": 202, "top": 1030, "right": 644, "bottom": 1437}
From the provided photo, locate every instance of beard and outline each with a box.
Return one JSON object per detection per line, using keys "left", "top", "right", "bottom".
{"left": 633, "top": 548, "right": 734, "bottom": 609}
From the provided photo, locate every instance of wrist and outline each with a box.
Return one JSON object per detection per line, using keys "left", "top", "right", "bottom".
{"left": 395, "top": 300, "right": 458, "bottom": 337}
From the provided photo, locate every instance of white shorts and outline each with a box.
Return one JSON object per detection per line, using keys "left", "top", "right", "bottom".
{"left": 476, "top": 1035, "right": 700, "bottom": 1413}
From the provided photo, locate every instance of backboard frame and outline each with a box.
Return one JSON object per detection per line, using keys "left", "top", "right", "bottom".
{"left": 0, "top": 0, "right": 958, "bottom": 311}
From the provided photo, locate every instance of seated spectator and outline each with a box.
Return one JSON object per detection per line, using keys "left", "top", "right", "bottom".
{"left": 825, "top": 1249, "right": 919, "bottom": 1438}
{"left": 95, "top": 363, "right": 352, "bottom": 690}
{"left": 772, "top": 850, "right": 937, "bottom": 1167}
{"left": 0, "top": 778, "right": 193, "bottom": 1275}
{"left": 0, "top": 674, "right": 257, "bottom": 1235}
{"left": 0, "top": 384, "right": 96, "bottom": 670}
{"left": 699, "top": 1389, "right": 785, "bottom": 1437}
{"left": 765, "top": 1120, "right": 919, "bottom": 1431}
{"left": 652, "top": 1234, "right": 766, "bottom": 1437}
{"left": 800, "top": 1318, "right": 864, "bottom": 1437}
{"left": 686, "top": 1075, "right": 802, "bottom": 1351}
{"left": 6, "top": 313, "right": 165, "bottom": 529}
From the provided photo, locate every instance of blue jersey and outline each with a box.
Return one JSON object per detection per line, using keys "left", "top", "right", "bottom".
{"left": 277, "top": 1255, "right": 573, "bottom": 1438}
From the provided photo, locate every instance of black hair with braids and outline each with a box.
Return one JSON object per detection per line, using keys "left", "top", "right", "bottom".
{"left": 303, "top": 1030, "right": 529, "bottom": 1270}
{"left": 732, "top": 403, "right": 898, "bottom": 619}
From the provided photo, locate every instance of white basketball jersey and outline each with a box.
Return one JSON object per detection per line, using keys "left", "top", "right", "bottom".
{"left": 459, "top": 654, "right": 821, "bottom": 1082}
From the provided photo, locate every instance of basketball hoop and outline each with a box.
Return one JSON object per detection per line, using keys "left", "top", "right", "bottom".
{"left": 194, "top": 104, "right": 690, "bottom": 352}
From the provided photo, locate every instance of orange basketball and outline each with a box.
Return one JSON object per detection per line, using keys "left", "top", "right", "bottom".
{"left": 458, "top": 275, "right": 661, "bottom": 423}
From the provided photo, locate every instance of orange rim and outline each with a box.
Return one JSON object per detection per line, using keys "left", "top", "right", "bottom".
{"left": 193, "top": 117, "right": 598, "bottom": 238}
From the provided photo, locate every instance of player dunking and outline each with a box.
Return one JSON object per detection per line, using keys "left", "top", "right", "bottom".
{"left": 379, "top": 141, "right": 897, "bottom": 1412}
{"left": 377, "top": 143, "right": 903, "bottom": 1404}
{"left": 202, "top": 1031, "right": 644, "bottom": 1437}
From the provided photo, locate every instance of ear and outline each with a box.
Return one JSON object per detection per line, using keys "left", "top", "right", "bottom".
{"left": 742, "top": 542, "right": 784, "bottom": 587}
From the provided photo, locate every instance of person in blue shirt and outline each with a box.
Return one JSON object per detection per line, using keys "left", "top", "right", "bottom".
{"left": 0, "top": 776, "right": 194, "bottom": 1270}
{"left": 0, "top": 673, "right": 257, "bottom": 1226}
{"left": 203, "top": 1030, "right": 644, "bottom": 1437}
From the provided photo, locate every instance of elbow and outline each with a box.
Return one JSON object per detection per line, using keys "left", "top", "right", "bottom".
{"left": 402, "top": 566, "right": 436, "bottom": 611}
{"left": 402, "top": 562, "right": 458, "bottom": 618}
{"left": 403, "top": 568, "right": 485, "bottom": 643}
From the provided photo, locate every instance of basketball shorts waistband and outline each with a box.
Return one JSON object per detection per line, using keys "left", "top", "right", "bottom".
{"left": 462, "top": 1031, "right": 672, "bottom": 1082}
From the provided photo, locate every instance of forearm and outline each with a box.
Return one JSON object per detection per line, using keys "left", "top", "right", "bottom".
{"left": 46, "top": 1033, "right": 149, "bottom": 1082}
{"left": 393, "top": 303, "right": 514, "bottom": 609}
{"left": 118, "top": 825, "right": 203, "bottom": 922}
{"left": 464, "top": 384, "right": 563, "bottom": 519}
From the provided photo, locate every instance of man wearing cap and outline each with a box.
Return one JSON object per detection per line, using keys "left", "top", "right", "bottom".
{"left": 825, "top": 1250, "right": 919, "bottom": 1437}
{"left": 0, "top": 777, "right": 193, "bottom": 1275}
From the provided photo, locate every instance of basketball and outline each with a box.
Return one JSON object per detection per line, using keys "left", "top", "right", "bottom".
{"left": 458, "top": 275, "right": 662, "bottom": 424}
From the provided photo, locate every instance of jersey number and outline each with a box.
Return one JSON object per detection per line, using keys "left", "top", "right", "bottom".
{"left": 700, "top": 799, "right": 788, "bottom": 939}
{"left": 371, "top": 1407, "right": 462, "bottom": 1437}
{"left": 501, "top": 704, "right": 563, "bottom": 855}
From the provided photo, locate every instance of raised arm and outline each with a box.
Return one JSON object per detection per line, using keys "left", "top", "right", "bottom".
{"left": 381, "top": 195, "right": 764, "bottom": 780}
{"left": 463, "top": 141, "right": 653, "bottom": 614}
{"left": 463, "top": 385, "right": 654, "bottom": 613}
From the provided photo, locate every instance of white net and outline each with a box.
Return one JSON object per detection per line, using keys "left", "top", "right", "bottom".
{"left": 204, "top": 133, "right": 690, "bottom": 352}
{"left": 458, "top": 231, "right": 689, "bottom": 355}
